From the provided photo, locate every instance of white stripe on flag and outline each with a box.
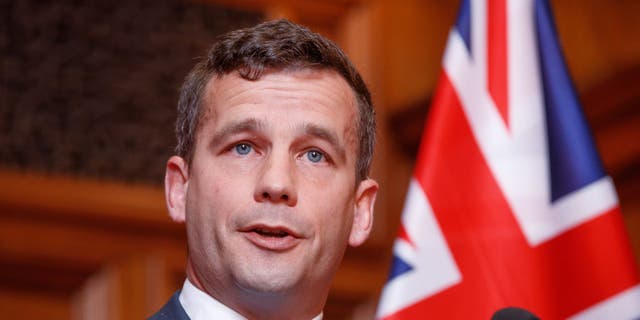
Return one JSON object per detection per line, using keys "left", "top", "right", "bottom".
{"left": 568, "top": 284, "right": 640, "bottom": 320}
{"left": 376, "top": 179, "right": 461, "bottom": 318}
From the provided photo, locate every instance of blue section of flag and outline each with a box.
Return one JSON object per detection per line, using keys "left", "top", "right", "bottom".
{"left": 387, "top": 254, "right": 414, "bottom": 282}
{"left": 535, "top": 0, "right": 606, "bottom": 202}
{"left": 455, "top": 0, "right": 472, "bottom": 54}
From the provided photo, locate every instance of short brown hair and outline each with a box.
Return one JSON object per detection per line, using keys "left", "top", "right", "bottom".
{"left": 175, "top": 19, "right": 375, "bottom": 181}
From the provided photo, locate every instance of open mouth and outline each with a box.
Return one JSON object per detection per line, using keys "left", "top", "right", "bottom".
{"left": 241, "top": 224, "right": 302, "bottom": 251}
{"left": 252, "top": 227, "right": 290, "bottom": 238}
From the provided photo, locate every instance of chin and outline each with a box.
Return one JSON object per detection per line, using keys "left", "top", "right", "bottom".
{"left": 235, "top": 266, "right": 304, "bottom": 295}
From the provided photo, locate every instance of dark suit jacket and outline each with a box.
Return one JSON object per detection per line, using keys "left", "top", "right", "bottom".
{"left": 148, "top": 291, "right": 190, "bottom": 320}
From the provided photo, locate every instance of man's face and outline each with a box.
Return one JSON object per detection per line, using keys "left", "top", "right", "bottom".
{"left": 165, "top": 69, "right": 378, "bottom": 310}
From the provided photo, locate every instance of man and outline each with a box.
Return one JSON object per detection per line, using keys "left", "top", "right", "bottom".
{"left": 151, "top": 19, "right": 379, "bottom": 319}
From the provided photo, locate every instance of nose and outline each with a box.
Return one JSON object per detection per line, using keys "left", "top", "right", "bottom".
{"left": 253, "top": 151, "right": 297, "bottom": 206}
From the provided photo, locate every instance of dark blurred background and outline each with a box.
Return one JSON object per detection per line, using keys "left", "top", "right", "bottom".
{"left": 1, "top": 0, "right": 639, "bottom": 319}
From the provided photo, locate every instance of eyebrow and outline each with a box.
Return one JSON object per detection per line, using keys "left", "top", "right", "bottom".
{"left": 300, "top": 123, "right": 347, "bottom": 163}
{"left": 209, "top": 118, "right": 264, "bottom": 148}
{"left": 207, "top": 118, "right": 347, "bottom": 162}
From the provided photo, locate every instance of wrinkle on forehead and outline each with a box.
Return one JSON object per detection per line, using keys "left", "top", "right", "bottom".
{"left": 199, "top": 68, "right": 360, "bottom": 157}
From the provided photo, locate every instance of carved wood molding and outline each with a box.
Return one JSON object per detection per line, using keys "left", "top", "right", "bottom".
{"left": 0, "top": 170, "right": 172, "bottom": 226}
{"left": 0, "top": 170, "right": 186, "bottom": 318}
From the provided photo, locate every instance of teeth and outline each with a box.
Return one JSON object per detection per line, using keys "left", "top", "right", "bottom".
{"left": 254, "top": 228, "right": 289, "bottom": 237}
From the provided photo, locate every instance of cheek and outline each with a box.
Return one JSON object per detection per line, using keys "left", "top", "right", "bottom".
{"left": 192, "top": 171, "right": 255, "bottom": 228}
{"left": 311, "top": 204, "right": 354, "bottom": 270}
{"left": 311, "top": 192, "right": 355, "bottom": 241}
{"left": 194, "top": 167, "right": 239, "bottom": 203}
{"left": 186, "top": 173, "right": 229, "bottom": 228}
{"left": 185, "top": 177, "right": 237, "bottom": 257}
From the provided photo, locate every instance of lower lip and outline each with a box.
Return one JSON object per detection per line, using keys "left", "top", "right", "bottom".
{"left": 242, "top": 232, "right": 301, "bottom": 252}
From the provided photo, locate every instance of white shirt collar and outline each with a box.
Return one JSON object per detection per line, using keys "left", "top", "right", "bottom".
{"left": 178, "top": 279, "right": 323, "bottom": 320}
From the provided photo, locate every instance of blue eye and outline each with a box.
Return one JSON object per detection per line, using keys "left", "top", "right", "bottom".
{"left": 306, "top": 150, "right": 324, "bottom": 163}
{"left": 234, "top": 143, "right": 252, "bottom": 155}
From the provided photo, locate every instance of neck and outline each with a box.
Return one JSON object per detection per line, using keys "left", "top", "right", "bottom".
{"left": 185, "top": 260, "right": 326, "bottom": 320}
{"left": 233, "top": 288, "right": 324, "bottom": 320}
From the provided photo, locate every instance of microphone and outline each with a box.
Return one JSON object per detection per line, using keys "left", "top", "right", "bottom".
{"left": 491, "top": 307, "right": 540, "bottom": 320}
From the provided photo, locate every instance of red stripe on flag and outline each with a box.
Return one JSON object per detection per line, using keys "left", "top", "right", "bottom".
{"left": 488, "top": 0, "right": 509, "bottom": 128}
{"left": 384, "top": 72, "right": 639, "bottom": 319}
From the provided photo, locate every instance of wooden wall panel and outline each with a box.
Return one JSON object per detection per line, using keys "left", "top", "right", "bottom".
{"left": 0, "top": 171, "right": 187, "bottom": 319}
{"left": 0, "top": 289, "right": 71, "bottom": 320}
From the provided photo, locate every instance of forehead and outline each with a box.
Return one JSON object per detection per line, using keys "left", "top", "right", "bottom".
{"left": 200, "top": 69, "right": 358, "bottom": 142}
{"left": 205, "top": 69, "right": 356, "bottom": 111}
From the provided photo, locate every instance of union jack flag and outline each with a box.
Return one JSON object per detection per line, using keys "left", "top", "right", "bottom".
{"left": 376, "top": 0, "right": 640, "bottom": 318}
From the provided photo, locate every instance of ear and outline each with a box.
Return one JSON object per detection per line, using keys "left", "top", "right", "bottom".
{"left": 348, "top": 178, "right": 379, "bottom": 247}
{"left": 164, "top": 156, "right": 189, "bottom": 223}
